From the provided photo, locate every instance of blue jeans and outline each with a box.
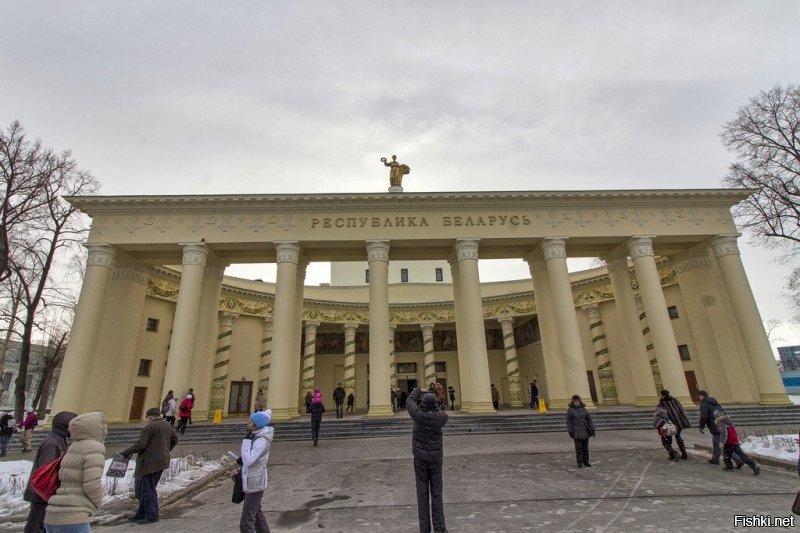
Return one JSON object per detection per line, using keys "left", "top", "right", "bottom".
{"left": 134, "top": 470, "right": 163, "bottom": 520}
{"left": 0, "top": 434, "right": 11, "bottom": 456}
{"left": 45, "top": 523, "right": 91, "bottom": 532}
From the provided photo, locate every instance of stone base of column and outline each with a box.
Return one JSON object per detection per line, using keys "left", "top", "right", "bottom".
{"left": 193, "top": 409, "right": 209, "bottom": 421}
{"left": 106, "top": 417, "right": 128, "bottom": 425}
{"left": 459, "top": 401, "right": 472, "bottom": 412}
{"left": 366, "top": 404, "right": 395, "bottom": 418}
{"left": 509, "top": 401, "right": 527, "bottom": 408}
{"left": 600, "top": 398, "right": 620, "bottom": 406}
{"left": 270, "top": 407, "right": 301, "bottom": 421}
{"left": 634, "top": 396, "right": 661, "bottom": 408}
{"left": 758, "top": 392, "right": 792, "bottom": 405}
{"left": 548, "top": 398, "right": 571, "bottom": 410}
{"left": 465, "top": 401, "right": 496, "bottom": 415}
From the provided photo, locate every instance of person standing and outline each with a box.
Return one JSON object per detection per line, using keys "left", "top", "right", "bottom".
{"left": 447, "top": 386, "right": 456, "bottom": 411}
{"left": 186, "top": 388, "right": 196, "bottom": 425}
{"left": 346, "top": 392, "right": 355, "bottom": 413}
{"left": 435, "top": 383, "right": 447, "bottom": 411}
{"left": 163, "top": 395, "right": 177, "bottom": 427}
{"left": 0, "top": 411, "right": 14, "bottom": 457}
{"left": 566, "top": 394, "right": 595, "bottom": 468}
{"left": 160, "top": 390, "right": 174, "bottom": 417}
{"left": 240, "top": 409, "right": 274, "bottom": 533}
{"left": 254, "top": 389, "right": 264, "bottom": 412}
{"left": 333, "top": 383, "right": 346, "bottom": 419}
{"left": 390, "top": 388, "right": 397, "bottom": 412}
{"left": 309, "top": 388, "right": 325, "bottom": 447}
{"left": 529, "top": 380, "right": 539, "bottom": 410}
{"left": 406, "top": 387, "right": 449, "bottom": 533}
{"left": 490, "top": 384, "right": 500, "bottom": 410}
{"left": 658, "top": 390, "right": 690, "bottom": 460}
{"left": 43, "top": 411, "right": 107, "bottom": 533}
{"left": 175, "top": 394, "right": 193, "bottom": 434}
{"left": 19, "top": 407, "right": 38, "bottom": 453}
{"left": 23, "top": 411, "right": 77, "bottom": 533}
{"left": 121, "top": 407, "right": 179, "bottom": 524}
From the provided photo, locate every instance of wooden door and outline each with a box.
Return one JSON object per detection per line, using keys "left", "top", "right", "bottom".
{"left": 228, "top": 381, "right": 253, "bottom": 415}
{"left": 586, "top": 371, "right": 598, "bottom": 405}
{"left": 684, "top": 371, "right": 700, "bottom": 403}
{"left": 129, "top": 387, "right": 147, "bottom": 421}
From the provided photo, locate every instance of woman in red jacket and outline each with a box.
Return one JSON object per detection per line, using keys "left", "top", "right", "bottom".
{"left": 175, "top": 395, "right": 193, "bottom": 434}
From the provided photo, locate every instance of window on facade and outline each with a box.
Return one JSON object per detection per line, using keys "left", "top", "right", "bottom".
{"left": 365, "top": 269, "right": 370, "bottom": 283}
{"left": 401, "top": 268, "right": 409, "bottom": 283}
{"left": 25, "top": 374, "right": 33, "bottom": 391}
{"left": 678, "top": 344, "right": 691, "bottom": 360}
{"left": 435, "top": 268, "right": 443, "bottom": 282}
{"left": 146, "top": 318, "right": 160, "bottom": 332}
{"left": 396, "top": 362, "right": 417, "bottom": 374}
{"left": 2, "top": 372, "right": 12, "bottom": 391}
{"left": 138, "top": 359, "right": 153, "bottom": 377}
{"left": 667, "top": 306, "right": 679, "bottom": 319}
{"left": 434, "top": 361, "right": 447, "bottom": 373}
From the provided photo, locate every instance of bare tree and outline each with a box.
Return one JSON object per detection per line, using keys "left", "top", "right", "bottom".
{"left": 31, "top": 330, "right": 68, "bottom": 419}
{"left": 1, "top": 122, "right": 98, "bottom": 420}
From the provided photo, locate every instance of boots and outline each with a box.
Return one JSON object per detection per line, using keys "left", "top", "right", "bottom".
{"left": 677, "top": 440, "right": 688, "bottom": 460}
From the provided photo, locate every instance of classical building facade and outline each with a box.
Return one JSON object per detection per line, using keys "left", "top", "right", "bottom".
{"left": 49, "top": 189, "right": 790, "bottom": 423}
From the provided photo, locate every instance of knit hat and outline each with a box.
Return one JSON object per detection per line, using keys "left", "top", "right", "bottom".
{"left": 421, "top": 393, "right": 437, "bottom": 408}
{"left": 145, "top": 407, "right": 161, "bottom": 417}
{"left": 660, "top": 390, "right": 670, "bottom": 398}
{"left": 250, "top": 409, "right": 272, "bottom": 428}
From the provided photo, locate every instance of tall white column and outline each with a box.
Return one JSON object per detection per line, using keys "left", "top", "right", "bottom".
{"left": 582, "top": 304, "right": 619, "bottom": 405}
{"left": 291, "top": 257, "right": 307, "bottom": 413}
{"left": 455, "top": 239, "right": 494, "bottom": 414}
{"left": 541, "top": 238, "right": 593, "bottom": 406}
{"left": 302, "top": 320, "right": 320, "bottom": 392}
{"left": 366, "top": 240, "right": 393, "bottom": 417}
{"left": 605, "top": 253, "right": 659, "bottom": 407}
{"left": 498, "top": 316, "right": 525, "bottom": 407}
{"left": 628, "top": 236, "right": 691, "bottom": 403}
{"left": 448, "top": 257, "right": 471, "bottom": 410}
{"left": 634, "top": 295, "right": 663, "bottom": 392}
{"left": 258, "top": 318, "right": 273, "bottom": 396}
{"left": 209, "top": 311, "right": 238, "bottom": 413}
{"left": 162, "top": 243, "right": 208, "bottom": 399}
{"left": 51, "top": 244, "right": 116, "bottom": 414}
{"left": 267, "top": 241, "right": 301, "bottom": 421}
{"left": 710, "top": 235, "right": 790, "bottom": 404}
{"left": 526, "top": 251, "right": 569, "bottom": 409}
{"left": 343, "top": 322, "right": 358, "bottom": 400}
{"left": 421, "top": 322, "right": 437, "bottom": 387}
{"left": 389, "top": 323, "right": 398, "bottom": 389}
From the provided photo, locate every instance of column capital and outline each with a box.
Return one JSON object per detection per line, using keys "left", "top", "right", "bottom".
{"left": 709, "top": 234, "right": 741, "bottom": 258}
{"left": 343, "top": 322, "right": 359, "bottom": 334}
{"left": 541, "top": 238, "right": 568, "bottom": 261}
{"left": 671, "top": 249, "right": 712, "bottom": 274}
{"left": 85, "top": 243, "right": 116, "bottom": 269}
{"left": 454, "top": 238, "right": 480, "bottom": 261}
{"left": 221, "top": 311, "right": 239, "bottom": 327}
{"left": 525, "top": 249, "right": 547, "bottom": 274}
{"left": 581, "top": 303, "right": 601, "bottom": 319}
{"left": 111, "top": 260, "right": 149, "bottom": 285}
{"left": 304, "top": 320, "right": 321, "bottom": 333}
{"left": 627, "top": 236, "right": 655, "bottom": 259}
{"left": 179, "top": 242, "right": 209, "bottom": 267}
{"left": 420, "top": 322, "right": 435, "bottom": 335}
{"left": 204, "top": 263, "right": 226, "bottom": 280}
{"left": 497, "top": 315, "right": 515, "bottom": 328}
{"left": 366, "top": 240, "right": 390, "bottom": 263}
{"left": 274, "top": 241, "right": 301, "bottom": 264}
{"left": 603, "top": 248, "right": 629, "bottom": 273}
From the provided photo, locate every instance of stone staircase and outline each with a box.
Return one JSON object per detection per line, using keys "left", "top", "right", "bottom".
{"left": 9, "top": 405, "right": 800, "bottom": 450}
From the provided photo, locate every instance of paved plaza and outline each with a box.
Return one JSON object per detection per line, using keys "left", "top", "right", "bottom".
{"left": 91, "top": 428, "right": 798, "bottom": 532}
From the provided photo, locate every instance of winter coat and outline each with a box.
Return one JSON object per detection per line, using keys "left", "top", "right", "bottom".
{"left": 658, "top": 396, "right": 690, "bottom": 431}
{"left": 530, "top": 383, "right": 539, "bottom": 397}
{"left": 566, "top": 403, "right": 595, "bottom": 440}
{"left": 160, "top": 393, "right": 173, "bottom": 413}
{"left": 653, "top": 411, "right": 672, "bottom": 438}
{"left": 698, "top": 396, "right": 722, "bottom": 434}
{"left": 164, "top": 398, "right": 177, "bottom": 418}
{"left": 347, "top": 393, "right": 354, "bottom": 406}
{"left": 20, "top": 412, "right": 38, "bottom": 430}
{"left": 122, "top": 417, "right": 178, "bottom": 478}
{"left": 715, "top": 415, "right": 740, "bottom": 446}
{"left": 0, "top": 413, "right": 14, "bottom": 437}
{"left": 448, "top": 387, "right": 456, "bottom": 401}
{"left": 23, "top": 411, "right": 76, "bottom": 503}
{"left": 178, "top": 397, "right": 193, "bottom": 418}
{"left": 406, "top": 388, "right": 449, "bottom": 462}
{"left": 333, "top": 386, "right": 346, "bottom": 404}
{"left": 44, "top": 411, "right": 107, "bottom": 526}
{"left": 491, "top": 387, "right": 500, "bottom": 402}
{"left": 435, "top": 384, "right": 447, "bottom": 403}
{"left": 309, "top": 401, "right": 325, "bottom": 422}
{"left": 240, "top": 426, "right": 273, "bottom": 493}
{"left": 304, "top": 392, "right": 313, "bottom": 406}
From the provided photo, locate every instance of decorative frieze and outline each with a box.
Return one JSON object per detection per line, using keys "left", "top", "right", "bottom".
{"left": 111, "top": 260, "right": 150, "bottom": 285}
{"left": 671, "top": 249, "right": 712, "bottom": 274}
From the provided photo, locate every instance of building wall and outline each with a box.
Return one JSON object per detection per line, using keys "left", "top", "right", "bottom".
{"left": 331, "top": 260, "right": 452, "bottom": 286}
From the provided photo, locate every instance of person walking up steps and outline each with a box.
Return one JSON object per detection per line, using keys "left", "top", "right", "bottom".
{"left": 333, "top": 383, "right": 346, "bottom": 419}
{"left": 309, "top": 388, "right": 325, "bottom": 447}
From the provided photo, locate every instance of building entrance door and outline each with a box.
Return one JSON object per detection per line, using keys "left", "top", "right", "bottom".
{"left": 228, "top": 381, "right": 253, "bottom": 415}
{"left": 129, "top": 387, "right": 147, "bottom": 422}
{"left": 398, "top": 378, "right": 418, "bottom": 393}
{"left": 684, "top": 371, "right": 700, "bottom": 403}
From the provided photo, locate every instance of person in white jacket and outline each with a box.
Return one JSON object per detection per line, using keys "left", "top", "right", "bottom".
{"left": 239, "top": 409, "right": 274, "bottom": 533}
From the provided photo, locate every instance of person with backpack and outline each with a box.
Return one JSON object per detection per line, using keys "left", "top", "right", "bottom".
{"left": 0, "top": 410, "right": 15, "bottom": 457}
{"left": 23, "top": 411, "right": 77, "bottom": 533}
{"left": 714, "top": 411, "right": 759, "bottom": 475}
{"left": 309, "top": 388, "right": 325, "bottom": 447}
{"left": 160, "top": 390, "right": 174, "bottom": 417}
{"left": 654, "top": 406, "right": 680, "bottom": 460}
{"left": 658, "top": 390, "right": 690, "bottom": 460}
{"left": 239, "top": 409, "right": 274, "bottom": 532}
{"left": 43, "top": 411, "right": 107, "bottom": 532}
{"left": 175, "top": 394, "right": 193, "bottom": 434}
{"left": 20, "top": 407, "right": 38, "bottom": 453}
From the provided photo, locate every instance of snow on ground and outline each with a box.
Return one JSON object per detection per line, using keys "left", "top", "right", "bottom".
{"left": 0, "top": 455, "right": 222, "bottom": 519}
{"left": 739, "top": 433, "right": 798, "bottom": 464}
{"left": 789, "top": 395, "right": 800, "bottom": 406}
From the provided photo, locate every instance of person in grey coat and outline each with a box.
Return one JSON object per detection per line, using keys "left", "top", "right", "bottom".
{"left": 240, "top": 409, "right": 274, "bottom": 533}
{"left": 566, "top": 395, "right": 595, "bottom": 468}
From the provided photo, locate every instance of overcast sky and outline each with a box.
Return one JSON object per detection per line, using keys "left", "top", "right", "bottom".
{"left": 2, "top": 2, "right": 799, "bottom": 351}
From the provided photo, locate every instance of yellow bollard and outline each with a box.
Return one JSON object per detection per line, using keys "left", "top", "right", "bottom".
{"left": 538, "top": 398, "right": 547, "bottom": 414}
{"left": 213, "top": 409, "right": 222, "bottom": 424}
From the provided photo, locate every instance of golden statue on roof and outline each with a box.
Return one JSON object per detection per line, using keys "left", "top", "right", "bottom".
{"left": 381, "top": 155, "right": 410, "bottom": 192}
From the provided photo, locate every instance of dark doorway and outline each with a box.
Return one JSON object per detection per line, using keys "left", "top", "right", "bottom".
{"left": 684, "top": 371, "right": 700, "bottom": 403}
{"left": 228, "top": 381, "right": 253, "bottom": 415}
{"left": 398, "top": 378, "right": 418, "bottom": 393}
{"left": 586, "top": 371, "right": 598, "bottom": 405}
{"left": 129, "top": 387, "right": 147, "bottom": 421}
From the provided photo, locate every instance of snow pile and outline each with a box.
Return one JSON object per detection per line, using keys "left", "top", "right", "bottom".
{"left": 0, "top": 454, "right": 222, "bottom": 519}
{"left": 738, "top": 431, "right": 798, "bottom": 463}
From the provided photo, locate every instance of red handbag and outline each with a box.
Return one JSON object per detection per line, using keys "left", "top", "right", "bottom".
{"left": 30, "top": 452, "right": 65, "bottom": 501}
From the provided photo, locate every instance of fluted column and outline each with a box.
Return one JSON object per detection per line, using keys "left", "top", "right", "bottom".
{"left": 541, "top": 238, "right": 593, "bottom": 406}
{"left": 343, "top": 322, "right": 358, "bottom": 399}
{"left": 634, "top": 295, "right": 663, "bottom": 392}
{"left": 455, "top": 239, "right": 494, "bottom": 414}
{"left": 209, "top": 312, "right": 238, "bottom": 412}
{"left": 291, "top": 257, "right": 308, "bottom": 413}
{"left": 366, "top": 240, "right": 393, "bottom": 417}
{"left": 710, "top": 235, "right": 790, "bottom": 404}
{"left": 258, "top": 318, "right": 273, "bottom": 395}
{"left": 190, "top": 261, "right": 226, "bottom": 421}
{"left": 162, "top": 243, "right": 208, "bottom": 399}
{"left": 421, "top": 322, "right": 437, "bottom": 387}
{"left": 526, "top": 251, "right": 569, "bottom": 409}
{"left": 302, "top": 320, "right": 320, "bottom": 391}
{"left": 605, "top": 253, "right": 659, "bottom": 407}
{"left": 498, "top": 316, "right": 525, "bottom": 407}
{"left": 389, "top": 323, "right": 398, "bottom": 388}
{"left": 268, "top": 241, "right": 301, "bottom": 421}
{"left": 582, "top": 304, "right": 619, "bottom": 405}
{"left": 448, "top": 257, "right": 471, "bottom": 410}
{"left": 628, "top": 236, "right": 691, "bottom": 403}
{"left": 51, "top": 244, "right": 116, "bottom": 414}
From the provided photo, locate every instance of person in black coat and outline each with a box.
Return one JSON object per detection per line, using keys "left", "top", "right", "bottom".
{"left": 23, "top": 411, "right": 77, "bottom": 533}
{"left": 407, "top": 387, "right": 449, "bottom": 533}
{"left": 529, "top": 380, "right": 539, "bottom": 410}
{"left": 698, "top": 390, "right": 742, "bottom": 467}
{"left": 309, "top": 390, "right": 325, "bottom": 447}
{"left": 658, "top": 389, "right": 690, "bottom": 460}
{"left": 566, "top": 395, "right": 595, "bottom": 468}
{"left": 333, "top": 383, "right": 346, "bottom": 419}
